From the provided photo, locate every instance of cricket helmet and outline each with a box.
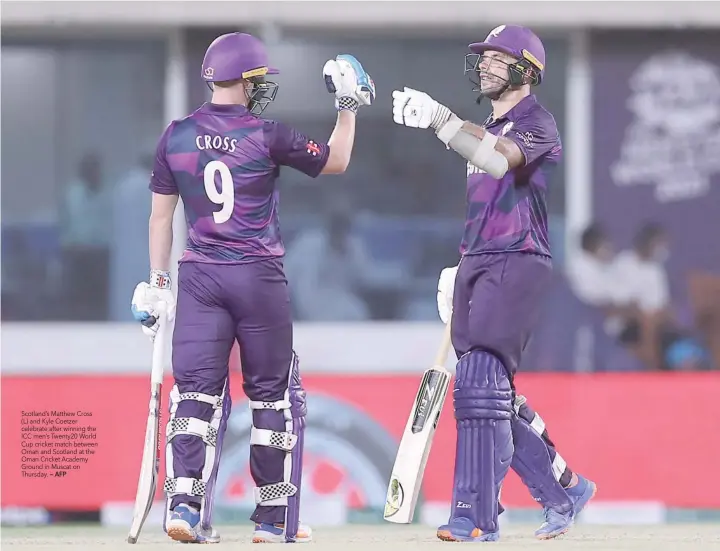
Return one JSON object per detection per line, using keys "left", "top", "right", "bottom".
{"left": 202, "top": 32, "right": 279, "bottom": 115}
{"left": 468, "top": 25, "right": 545, "bottom": 85}
{"left": 465, "top": 25, "right": 545, "bottom": 101}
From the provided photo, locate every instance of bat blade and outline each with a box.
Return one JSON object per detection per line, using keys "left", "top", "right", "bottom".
{"left": 127, "top": 305, "right": 169, "bottom": 544}
{"left": 384, "top": 323, "right": 453, "bottom": 524}
{"left": 127, "top": 386, "right": 162, "bottom": 543}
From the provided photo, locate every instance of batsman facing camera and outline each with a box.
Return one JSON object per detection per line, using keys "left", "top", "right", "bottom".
{"left": 388, "top": 25, "right": 596, "bottom": 543}
{"left": 129, "top": 31, "right": 374, "bottom": 544}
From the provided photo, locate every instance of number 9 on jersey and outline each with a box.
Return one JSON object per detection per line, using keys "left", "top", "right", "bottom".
{"left": 203, "top": 160, "right": 234, "bottom": 224}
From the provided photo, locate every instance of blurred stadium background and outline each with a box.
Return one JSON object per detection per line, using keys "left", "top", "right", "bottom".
{"left": 2, "top": 0, "right": 719, "bottom": 531}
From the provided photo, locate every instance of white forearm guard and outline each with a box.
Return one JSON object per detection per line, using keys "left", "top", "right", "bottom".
{"left": 435, "top": 115, "right": 509, "bottom": 179}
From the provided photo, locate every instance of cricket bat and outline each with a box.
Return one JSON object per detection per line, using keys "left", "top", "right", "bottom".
{"left": 127, "top": 303, "right": 169, "bottom": 544}
{"left": 383, "top": 321, "right": 453, "bottom": 524}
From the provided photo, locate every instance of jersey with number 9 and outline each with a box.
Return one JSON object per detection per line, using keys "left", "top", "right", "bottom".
{"left": 150, "top": 103, "right": 330, "bottom": 264}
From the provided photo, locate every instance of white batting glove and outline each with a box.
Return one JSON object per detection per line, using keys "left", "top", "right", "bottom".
{"left": 392, "top": 87, "right": 453, "bottom": 130}
{"left": 437, "top": 265, "right": 458, "bottom": 324}
{"left": 323, "top": 54, "right": 375, "bottom": 113}
{"left": 131, "top": 270, "right": 176, "bottom": 341}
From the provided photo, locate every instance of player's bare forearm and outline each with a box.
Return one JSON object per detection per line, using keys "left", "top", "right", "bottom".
{"left": 323, "top": 110, "right": 356, "bottom": 174}
{"left": 149, "top": 192, "right": 179, "bottom": 272}
{"left": 460, "top": 122, "right": 525, "bottom": 169}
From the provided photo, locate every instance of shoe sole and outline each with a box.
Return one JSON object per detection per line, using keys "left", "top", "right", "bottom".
{"left": 437, "top": 529, "right": 499, "bottom": 542}
{"left": 437, "top": 529, "right": 458, "bottom": 542}
{"left": 252, "top": 533, "right": 312, "bottom": 544}
{"left": 536, "top": 527, "right": 570, "bottom": 541}
{"left": 168, "top": 525, "right": 200, "bottom": 543}
{"left": 252, "top": 537, "right": 313, "bottom": 543}
{"left": 167, "top": 525, "right": 219, "bottom": 544}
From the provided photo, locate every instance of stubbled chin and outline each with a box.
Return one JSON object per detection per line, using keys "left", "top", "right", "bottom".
{"left": 481, "top": 85, "right": 502, "bottom": 95}
{"left": 481, "top": 78, "right": 504, "bottom": 89}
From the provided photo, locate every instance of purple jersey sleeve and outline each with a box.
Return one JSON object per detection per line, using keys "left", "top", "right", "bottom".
{"left": 505, "top": 109, "right": 560, "bottom": 167}
{"left": 149, "top": 122, "right": 178, "bottom": 195}
{"left": 268, "top": 121, "right": 330, "bottom": 178}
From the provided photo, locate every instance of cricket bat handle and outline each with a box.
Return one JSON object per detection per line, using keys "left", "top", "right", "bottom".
{"left": 433, "top": 321, "right": 453, "bottom": 368}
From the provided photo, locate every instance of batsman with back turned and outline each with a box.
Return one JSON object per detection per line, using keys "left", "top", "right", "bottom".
{"left": 392, "top": 25, "right": 596, "bottom": 542}
{"left": 130, "top": 32, "right": 375, "bottom": 544}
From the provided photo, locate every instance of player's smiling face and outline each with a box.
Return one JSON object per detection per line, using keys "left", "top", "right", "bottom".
{"left": 478, "top": 50, "right": 516, "bottom": 93}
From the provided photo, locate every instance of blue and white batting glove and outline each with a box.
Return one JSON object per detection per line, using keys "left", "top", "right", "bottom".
{"left": 323, "top": 54, "right": 375, "bottom": 113}
{"left": 130, "top": 270, "right": 176, "bottom": 341}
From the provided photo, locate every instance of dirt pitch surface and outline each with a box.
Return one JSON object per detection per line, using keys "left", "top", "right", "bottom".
{"left": 3, "top": 524, "right": 719, "bottom": 550}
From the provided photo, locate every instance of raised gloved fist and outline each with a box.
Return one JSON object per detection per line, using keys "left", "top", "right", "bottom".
{"left": 130, "top": 270, "right": 176, "bottom": 342}
{"left": 437, "top": 265, "right": 459, "bottom": 324}
{"left": 392, "top": 87, "right": 452, "bottom": 130}
{"left": 323, "top": 54, "right": 375, "bottom": 113}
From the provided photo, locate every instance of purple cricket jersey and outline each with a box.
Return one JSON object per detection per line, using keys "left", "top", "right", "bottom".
{"left": 461, "top": 95, "right": 561, "bottom": 258}
{"left": 149, "top": 103, "right": 330, "bottom": 264}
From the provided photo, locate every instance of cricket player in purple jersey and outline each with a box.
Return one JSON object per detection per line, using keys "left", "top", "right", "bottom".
{"left": 392, "top": 25, "right": 596, "bottom": 542}
{"left": 130, "top": 32, "right": 375, "bottom": 544}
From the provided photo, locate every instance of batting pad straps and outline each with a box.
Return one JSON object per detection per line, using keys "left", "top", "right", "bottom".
{"left": 167, "top": 417, "right": 218, "bottom": 446}
{"left": 175, "top": 391, "right": 224, "bottom": 409}
{"left": 248, "top": 399, "right": 292, "bottom": 412}
{"left": 254, "top": 482, "right": 298, "bottom": 507}
{"left": 164, "top": 476, "right": 207, "bottom": 497}
{"left": 250, "top": 427, "right": 298, "bottom": 451}
{"left": 163, "top": 384, "right": 225, "bottom": 503}
{"left": 248, "top": 397, "right": 298, "bottom": 507}
{"left": 513, "top": 394, "right": 547, "bottom": 435}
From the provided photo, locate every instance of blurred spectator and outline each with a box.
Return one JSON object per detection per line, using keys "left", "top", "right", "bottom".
{"left": 284, "top": 196, "right": 405, "bottom": 321}
{"left": 60, "top": 152, "right": 111, "bottom": 320}
{"left": 284, "top": 206, "right": 371, "bottom": 321}
{"left": 612, "top": 223, "right": 671, "bottom": 314}
{"left": 567, "top": 223, "right": 647, "bottom": 362}
{"left": 61, "top": 152, "right": 112, "bottom": 249}
{"left": 688, "top": 272, "right": 720, "bottom": 370}
{"left": 566, "top": 223, "right": 628, "bottom": 307}
{"left": 1, "top": 232, "right": 50, "bottom": 320}
{"left": 613, "top": 223, "right": 709, "bottom": 370}
{"left": 110, "top": 151, "right": 155, "bottom": 321}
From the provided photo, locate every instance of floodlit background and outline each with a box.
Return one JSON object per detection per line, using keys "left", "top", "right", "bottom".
{"left": 2, "top": 0, "right": 719, "bottom": 531}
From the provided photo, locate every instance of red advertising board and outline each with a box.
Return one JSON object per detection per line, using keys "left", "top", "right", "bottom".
{"left": 2, "top": 372, "right": 719, "bottom": 510}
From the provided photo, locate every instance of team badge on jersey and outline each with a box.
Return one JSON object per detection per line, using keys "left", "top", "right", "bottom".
{"left": 306, "top": 141, "right": 320, "bottom": 156}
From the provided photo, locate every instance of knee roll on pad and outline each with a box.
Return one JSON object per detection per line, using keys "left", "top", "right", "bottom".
{"left": 249, "top": 351, "right": 306, "bottom": 542}
{"left": 454, "top": 350, "right": 513, "bottom": 421}
{"left": 451, "top": 350, "right": 513, "bottom": 533}
{"left": 164, "top": 380, "right": 231, "bottom": 531}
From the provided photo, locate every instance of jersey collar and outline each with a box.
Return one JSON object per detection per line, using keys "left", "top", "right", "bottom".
{"left": 486, "top": 94, "right": 538, "bottom": 127}
{"left": 199, "top": 102, "right": 251, "bottom": 116}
